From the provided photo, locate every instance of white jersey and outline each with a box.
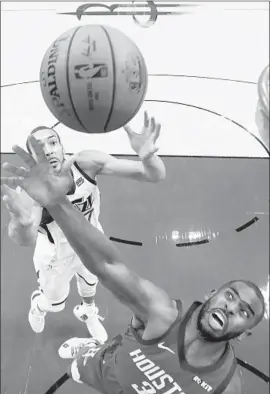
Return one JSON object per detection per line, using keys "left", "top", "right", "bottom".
{"left": 33, "top": 161, "right": 103, "bottom": 264}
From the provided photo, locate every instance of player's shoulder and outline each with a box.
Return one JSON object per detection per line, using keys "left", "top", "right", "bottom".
{"left": 76, "top": 150, "right": 111, "bottom": 176}
{"left": 223, "top": 365, "right": 243, "bottom": 394}
{"left": 77, "top": 149, "right": 111, "bottom": 164}
{"left": 149, "top": 299, "right": 183, "bottom": 332}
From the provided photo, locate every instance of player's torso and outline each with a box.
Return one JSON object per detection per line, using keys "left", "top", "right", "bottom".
{"left": 99, "top": 302, "right": 236, "bottom": 394}
{"left": 34, "top": 161, "right": 102, "bottom": 259}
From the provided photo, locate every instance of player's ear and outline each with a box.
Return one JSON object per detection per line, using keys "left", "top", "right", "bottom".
{"left": 235, "top": 331, "right": 252, "bottom": 343}
{"left": 205, "top": 289, "right": 217, "bottom": 301}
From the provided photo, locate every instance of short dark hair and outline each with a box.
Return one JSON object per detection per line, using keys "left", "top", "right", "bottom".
{"left": 26, "top": 126, "right": 61, "bottom": 153}
{"left": 221, "top": 279, "right": 266, "bottom": 324}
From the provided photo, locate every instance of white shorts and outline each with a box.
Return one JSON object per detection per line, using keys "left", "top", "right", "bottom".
{"left": 33, "top": 233, "right": 98, "bottom": 304}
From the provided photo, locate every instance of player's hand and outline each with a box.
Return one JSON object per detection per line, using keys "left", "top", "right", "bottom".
{"left": 1, "top": 136, "right": 77, "bottom": 208}
{"left": 124, "top": 111, "right": 161, "bottom": 161}
{"left": 1, "top": 184, "right": 37, "bottom": 225}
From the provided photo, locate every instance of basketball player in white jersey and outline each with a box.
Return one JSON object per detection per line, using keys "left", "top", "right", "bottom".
{"left": 2, "top": 112, "right": 165, "bottom": 343}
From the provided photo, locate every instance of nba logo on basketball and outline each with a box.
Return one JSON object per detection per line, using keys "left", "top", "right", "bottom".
{"left": 74, "top": 64, "right": 108, "bottom": 79}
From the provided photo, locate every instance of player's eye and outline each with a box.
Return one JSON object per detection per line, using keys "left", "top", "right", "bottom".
{"left": 241, "top": 310, "right": 249, "bottom": 319}
{"left": 226, "top": 291, "right": 234, "bottom": 300}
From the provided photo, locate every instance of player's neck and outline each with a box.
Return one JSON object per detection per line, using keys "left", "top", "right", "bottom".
{"left": 184, "top": 307, "right": 227, "bottom": 367}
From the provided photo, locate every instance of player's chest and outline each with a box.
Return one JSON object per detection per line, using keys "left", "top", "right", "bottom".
{"left": 118, "top": 347, "right": 217, "bottom": 394}
{"left": 117, "top": 336, "right": 224, "bottom": 394}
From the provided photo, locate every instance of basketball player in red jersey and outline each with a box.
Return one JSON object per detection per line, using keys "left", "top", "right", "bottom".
{"left": 1, "top": 112, "right": 164, "bottom": 344}
{"left": 1, "top": 138, "right": 266, "bottom": 394}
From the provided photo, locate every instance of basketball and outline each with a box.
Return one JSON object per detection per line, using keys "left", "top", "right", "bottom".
{"left": 39, "top": 25, "right": 148, "bottom": 133}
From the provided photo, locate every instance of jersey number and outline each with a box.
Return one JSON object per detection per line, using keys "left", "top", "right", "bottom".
{"left": 132, "top": 382, "right": 156, "bottom": 393}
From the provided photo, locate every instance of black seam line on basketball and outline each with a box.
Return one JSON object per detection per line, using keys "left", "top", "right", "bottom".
{"left": 101, "top": 26, "right": 117, "bottom": 132}
{"left": 236, "top": 358, "right": 270, "bottom": 385}
{"left": 110, "top": 237, "right": 143, "bottom": 246}
{"left": 145, "top": 99, "right": 270, "bottom": 157}
{"left": 66, "top": 26, "right": 88, "bottom": 132}
{"left": 235, "top": 217, "right": 259, "bottom": 232}
{"left": 76, "top": 273, "right": 97, "bottom": 287}
{"left": 149, "top": 74, "right": 257, "bottom": 85}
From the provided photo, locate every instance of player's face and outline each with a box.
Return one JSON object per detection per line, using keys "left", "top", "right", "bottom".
{"left": 30, "top": 129, "right": 64, "bottom": 172}
{"left": 197, "top": 282, "right": 264, "bottom": 342}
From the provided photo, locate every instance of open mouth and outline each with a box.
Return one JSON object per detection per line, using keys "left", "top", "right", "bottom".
{"left": 209, "top": 310, "right": 227, "bottom": 331}
{"left": 49, "top": 159, "right": 59, "bottom": 166}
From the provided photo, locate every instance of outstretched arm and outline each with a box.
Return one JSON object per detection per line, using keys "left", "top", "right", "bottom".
{"left": 76, "top": 112, "right": 166, "bottom": 183}
{"left": 47, "top": 198, "right": 176, "bottom": 324}
{"left": 77, "top": 149, "right": 166, "bottom": 183}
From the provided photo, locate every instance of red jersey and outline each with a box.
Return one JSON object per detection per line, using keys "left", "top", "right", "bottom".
{"left": 75, "top": 302, "right": 237, "bottom": 394}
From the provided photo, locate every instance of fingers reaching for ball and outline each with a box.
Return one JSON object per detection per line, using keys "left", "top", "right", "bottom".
{"left": 2, "top": 163, "right": 29, "bottom": 178}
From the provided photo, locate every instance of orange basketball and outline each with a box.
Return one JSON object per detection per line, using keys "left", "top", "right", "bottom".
{"left": 40, "top": 25, "right": 148, "bottom": 133}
